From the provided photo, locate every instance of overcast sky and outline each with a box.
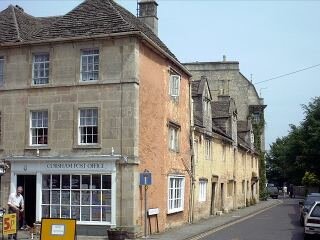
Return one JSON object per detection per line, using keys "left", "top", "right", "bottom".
{"left": 1, "top": 0, "right": 320, "bottom": 149}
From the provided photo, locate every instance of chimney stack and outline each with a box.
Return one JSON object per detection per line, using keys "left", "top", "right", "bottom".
{"left": 138, "top": 0, "right": 158, "bottom": 35}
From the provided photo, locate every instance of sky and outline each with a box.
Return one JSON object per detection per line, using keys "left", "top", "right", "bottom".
{"left": 1, "top": 0, "right": 319, "bottom": 149}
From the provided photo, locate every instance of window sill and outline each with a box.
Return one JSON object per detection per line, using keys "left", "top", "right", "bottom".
{"left": 73, "top": 144, "right": 101, "bottom": 149}
{"left": 167, "top": 209, "right": 183, "bottom": 215}
{"left": 79, "top": 80, "right": 99, "bottom": 85}
{"left": 169, "top": 149, "right": 180, "bottom": 154}
{"left": 25, "top": 146, "right": 50, "bottom": 150}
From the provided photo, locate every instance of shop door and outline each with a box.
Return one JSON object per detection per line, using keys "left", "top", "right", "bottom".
{"left": 17, "top": 175, "right": 36, "bottom": 228}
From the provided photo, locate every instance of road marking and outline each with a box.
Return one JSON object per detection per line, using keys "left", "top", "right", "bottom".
{"left": 186, "top": 200, "right": 282, "bottom": 240}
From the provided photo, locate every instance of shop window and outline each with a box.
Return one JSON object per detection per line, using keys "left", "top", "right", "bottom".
{"left": 33, "top": 53, "right": 49, "bottom": 85}
{"left": 81, "top": 49, "right": 99, "bottom": 81}
{"left": 168, "top": 176, "right": 185, "bottom": 214}
{"left": 30, "top": 110, "right": 48, "bottom": 146}
{"left": 79, "top": 108, "right": 98, "bottom": 144}
{"left": 41, "top": 174, "right": 112, "bottom": 223}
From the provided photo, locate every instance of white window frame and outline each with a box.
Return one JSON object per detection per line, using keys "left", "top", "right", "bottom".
{"left": 41, "top": 174, "right": 113, "bottom": 224}
{"left": 0, "top": 56, "right": 4, "bottom": 86}
{"left": 30, "top": 110, "right": 48, "bottom": 146}
{"left": 169, "top": 126, "right": 179, "bottom": 152}
{"left": 199, "top": 180, "right": 207, "bottom": 202}
{"left": 168, "top": 176, "right": 185, "bottom": 214}
{"left": 80, "top": 49, "right": 99, "bottom": 81}
{"left": 169, "top": 74, "right": 181, "bottom": 97}
{"left": 78, "top": 108, "right": 98, "bottom": 145}
{"left": 205, "top": 139, "right": 211, "bottom": 160}
{"left": 32, "top": 53, "right": 49, "bottom": 85}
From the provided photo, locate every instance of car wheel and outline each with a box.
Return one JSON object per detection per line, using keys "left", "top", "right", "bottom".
{"left": 304, "top": 233, "right": 310, "bottom": 240}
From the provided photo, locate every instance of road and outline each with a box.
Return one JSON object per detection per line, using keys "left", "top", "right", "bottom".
{"left": 199, "top": 198, "right": 308, "bottom": 240}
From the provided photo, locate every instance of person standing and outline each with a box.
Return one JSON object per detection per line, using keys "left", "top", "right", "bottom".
{"left": 7, "top": 186, "right": 24, "bottom": 240}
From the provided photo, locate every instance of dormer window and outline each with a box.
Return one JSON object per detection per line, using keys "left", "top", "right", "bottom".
{"left": 252, "top": 113, "right": 260, "bottom": 123}
{"left": 204, "top": 98, "right": 211, "bottom": 116}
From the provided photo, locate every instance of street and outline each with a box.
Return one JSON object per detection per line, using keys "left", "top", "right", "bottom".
{"left": 198, "top": 198, "right": 308, "bottom": 240}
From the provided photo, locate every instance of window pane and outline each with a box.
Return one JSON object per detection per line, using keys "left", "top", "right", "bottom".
{"left": 81, "top": 206, "right": 90, "bottom": 221}
{"left": 102, "top": 175, "right": 111, "bottom": 189}
{"left": 102, "top": 206, "right": 111, "bottom": 222}
{"left": 102, "top": 190, "right": 111, "bottom": 205}
{"left": 82, "top": 175, "right": 90, "bottom": 189}
{"left": 52, "top": 175, "right": 60, "bottom": 189}
{"left": 42, "top": 205, "right": 50, "bottom": 218}
{"left": 42, "top": 190, "right": 50, "bottom": 204}
{"left": 92, "top": 175, "right": 101, "bottom": 189}
{"left": 82, "top": 190, "right": 90, "bottom": 205}
{"left": 52, "top": 190, "right": 60, "bottom": 204}
{"left": 71, "top": 206, "right": 80, "bottom": 220}
{"left": 92, "top": 191, "right": 101, "bottom": 205}
{"left": 51, "top": 205, "right": 60, "bottom": 218}
{"left": 62, "top": 175, "right": 70, "bottom": 189}
{"left": 72, "top": 175, "right": 80, "bottom": 189}
{"left": 61, "top": 191, "right": 70, "bottom": 204}
{"left": 71, "top": 191, "right": 80, "bottom": 205}
{"left": 42, "top": 175, "right": 51, "bottom": 189}
{"left": 61, "top": 206, "right": 70, "bottom": 218}
{"left": 91, "top": 206, "right": 101, "bottom": 221}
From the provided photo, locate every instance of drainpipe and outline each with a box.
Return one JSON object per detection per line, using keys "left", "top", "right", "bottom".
{"left": 188, "top": 79, "right": 195, "bottom": 224}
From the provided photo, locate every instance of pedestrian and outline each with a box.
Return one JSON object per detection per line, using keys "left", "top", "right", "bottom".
{"left": 7, "top": 186, "right": 24, "bottom": 240}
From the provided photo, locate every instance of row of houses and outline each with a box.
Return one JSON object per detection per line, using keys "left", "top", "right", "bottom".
{"left": 0, "top": 0, "right": 266, "bottom": 237}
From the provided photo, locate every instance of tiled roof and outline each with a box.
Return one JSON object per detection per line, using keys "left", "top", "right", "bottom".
{"left": 212, "top": 101, "right": 230, "bottom": 118}
{"left": 191, "top": 80, "right": 201, "bottom": 96}
{"left": 0, "top": 0, "right": 176, "bottom": 60}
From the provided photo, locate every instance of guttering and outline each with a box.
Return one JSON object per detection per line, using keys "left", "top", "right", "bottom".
{"left": 0, "top": 30, "right": 192, "bottom": 78}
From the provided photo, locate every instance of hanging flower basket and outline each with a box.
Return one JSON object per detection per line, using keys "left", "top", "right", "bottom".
{"left": 107, "top": 228, "right": 128, "bottom": 240}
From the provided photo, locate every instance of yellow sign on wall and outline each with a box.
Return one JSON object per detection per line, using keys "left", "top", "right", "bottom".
{"left": 41, "top": 218, "right": 77, "bottom": 240}
{"left": 3, "top": 213, "right": 17, "bottom": 235}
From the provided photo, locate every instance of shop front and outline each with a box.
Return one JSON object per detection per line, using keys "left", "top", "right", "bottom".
{"left": 6, "top": 156, "right": 118, "bottom": 235}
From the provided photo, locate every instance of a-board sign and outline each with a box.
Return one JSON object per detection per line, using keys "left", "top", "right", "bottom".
{"left": 2, "top": 213, "right": 16, "bottom": 235}
{"left": 41, "top": 218, "right": 76, "bottom": 240}
{"left": 148, "top": 208, "right": 159, "bottom": 216}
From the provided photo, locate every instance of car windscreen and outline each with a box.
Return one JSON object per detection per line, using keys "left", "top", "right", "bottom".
{"left": 311, "top": 204, "right": 320, "bottom": 217}
{"left": 305, "top": 196, "right": 320, "bottom": 205}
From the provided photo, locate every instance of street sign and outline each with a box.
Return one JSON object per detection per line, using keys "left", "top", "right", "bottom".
{"left": 139, "top": 171, "right": 152, "bottom": 185}
{"left": 3, "top": 213, "right": 16, "bottom": 235}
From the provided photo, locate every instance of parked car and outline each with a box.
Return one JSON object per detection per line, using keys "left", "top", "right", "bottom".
{"left": 304, "top": 201, "right": 320, "bottom": 239}
{"left": 299, "top": 194, "right": 320, "bottom": 226}
{"left": 267, "top": 186, "right": 279, "bottom": 199}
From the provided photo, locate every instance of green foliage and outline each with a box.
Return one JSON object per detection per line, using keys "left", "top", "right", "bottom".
{"left": 302, "top": 171, "right": 320, "bottom": 186}
{"left": 266, "top": 97, "right": 320, "bottom": 186}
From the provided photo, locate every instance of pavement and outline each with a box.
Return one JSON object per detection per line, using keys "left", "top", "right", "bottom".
{"left": 12, "top": 198, "right": 281, "bottom": 240}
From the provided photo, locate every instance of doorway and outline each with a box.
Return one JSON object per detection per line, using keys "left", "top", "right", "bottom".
{"left": 220, "top": 183, "right": 224, "bottom": 211}
{"left": 17, "top": 175, "right": 36, "bottom": 227}
{"left": 210, "top": 183, "right": 216, "bottom": 215}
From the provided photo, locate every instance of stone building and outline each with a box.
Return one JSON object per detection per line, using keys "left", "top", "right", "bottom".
{"left": 190, "top": 76, "right": 258, "bottom": 222}
{"left": 184, "top": 58, "right": 266, "bottom": 152}
{"left": 0, "top": 0, "right": 191, "bottom": 236}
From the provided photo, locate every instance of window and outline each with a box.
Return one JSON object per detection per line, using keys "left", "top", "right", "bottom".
{"left": 252, "top": 113, "right": 260, "bottom": 123}
{"left": 79, "top": 108, "right": 98, "bottom": 144}
{"left": 168, "top": 176, "right": 185, "bottom": 213}
{"left": 199, "top": 180, "right": 207, "bottom": 202}
{"left": 222, "top": 145, "right": 226, "bottom": 162}
{"left": 30, "top": 110, "right": 48, "bottom": 145}
{"left": 311, "top": 204, "right": 320, "bottom": 217}
{"left": 169, "top": 126, "right": 179, "bottom": 152}
{"left": 169, "top": 74, "right": 180, "bottom": 97}
{"left": 203, "top": 98, "right": 211, "bottom": 116}
{"left": 33, "top": 53, "right": 49, "bottom": 85}
{"left": 42, "top": 174, "right": 112, "bottom": 223}
{"left": 205, "top": 139, "right": 211, "bottom": 160}
{"left": 242, "top": 180, "right": 245, "bottom": 194}
{"left": 81, "top": 49, "right": 99, "bottom": 81}
{"left": 0, "top": 56, "right": 4, "bottom": 86}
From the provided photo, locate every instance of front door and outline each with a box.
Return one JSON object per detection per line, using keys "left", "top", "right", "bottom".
{"left": 17, "top": 175, "right": 36, "bottom": 227}
{"left": 210, "top": 183, "right": 216, "bottom": 215}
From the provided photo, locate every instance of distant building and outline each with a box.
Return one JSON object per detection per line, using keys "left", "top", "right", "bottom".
{"left": 0, "top": 0, "right": 191, "bottom": 236}
{"left": 184, "top": 58, "right": 266, "bottom": 152}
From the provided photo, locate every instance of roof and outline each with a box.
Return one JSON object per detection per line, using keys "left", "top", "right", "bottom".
{"left": 211, "top": 101, "right": 230, "bottom": 118}
{"left": 237, "top": 120, "right": 249, "bottom": 133}
{"left": 0, "top": 1, "right": 176, "bottom": 60}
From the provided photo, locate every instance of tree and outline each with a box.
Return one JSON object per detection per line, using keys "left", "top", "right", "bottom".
{"left": 266, "top": 97, "right": 320, "bottom": 187}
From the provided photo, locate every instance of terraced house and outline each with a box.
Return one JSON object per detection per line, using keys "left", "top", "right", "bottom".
{"left": 0, "top": 0, "right": 191, "bottom": 236}
{"left": 190, "top": 76, "right": 259, "bottom": 221}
